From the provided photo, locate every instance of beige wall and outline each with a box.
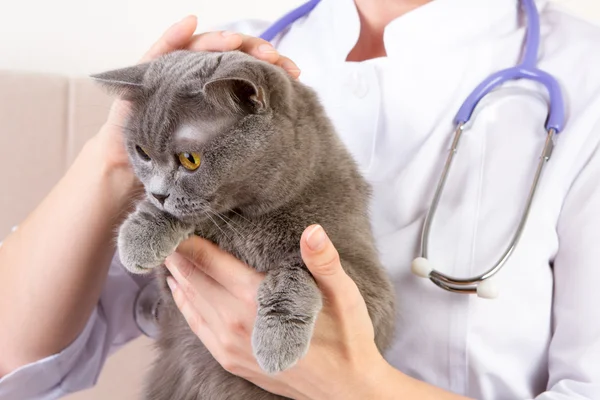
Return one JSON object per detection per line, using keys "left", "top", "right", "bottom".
{"left": 0, "top": 1, "right": 599, "bottom": 400}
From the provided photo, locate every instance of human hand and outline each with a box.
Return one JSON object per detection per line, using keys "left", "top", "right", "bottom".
{"left": 92, "top": 15, "right": 300, "bottom": 173}
{"left": 164, "top": 225, "right": 390, "bottom": 400}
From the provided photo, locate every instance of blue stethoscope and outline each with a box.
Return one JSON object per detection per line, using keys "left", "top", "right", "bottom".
{"left": 261, "top": 0, "right": 566, "bottom": 299}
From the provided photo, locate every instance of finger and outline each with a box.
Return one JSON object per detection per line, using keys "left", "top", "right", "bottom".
{"left": 167, "top": 276, "right": 224, "bottom": 355}
{"left": 187, "top": 32, "right": 301, "bottom": 77}
{"left": 140, "top": 15, "right": 198, "bottom": 63}
{"left": 185, "top": 30, "right": 244, "bottom": 52}
{"left": 165, "top": 252, "right": 230, "bottom": 328}
{"left": 187, "top": 32, "right": 277, "bottom": 61}
{"left": 300, "top": 225, "right": 359, "bottom": 300}
{"left": 237, "top": 34, "right": 281, "bottom": 63}
{"left": 168, "top": 273, "right": 256, "bottom": 376}
{"left": 236, "top": 35, "right": 301, "bottom": 76}
{"left": 274, "top": 55, "right": 302, "bottom": 79}
{"left": 175, "top": 236, "right": 263, "bottom": 295}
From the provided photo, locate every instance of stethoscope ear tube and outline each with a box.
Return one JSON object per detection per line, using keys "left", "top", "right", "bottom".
{"left": 411, "top": 0, "right": 564, "bottom": 298}
{"left": 258, "top": 0, "right": 566, "bottom": 298}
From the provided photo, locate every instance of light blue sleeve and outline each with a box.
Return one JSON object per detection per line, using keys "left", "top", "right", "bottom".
{"left": 0, "top": 251, "right": 148, "bottom": 400}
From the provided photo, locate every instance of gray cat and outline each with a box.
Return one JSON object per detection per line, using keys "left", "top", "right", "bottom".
{"left": 92, "top": 50, "right": 395, "bottom": 400}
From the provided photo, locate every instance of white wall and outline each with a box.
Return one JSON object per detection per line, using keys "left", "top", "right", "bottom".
{"left": 0, "top": 0, "right": 599, "bottom": 76}
{"left": 0, "top": 1, "right": 302, "bottom": 76}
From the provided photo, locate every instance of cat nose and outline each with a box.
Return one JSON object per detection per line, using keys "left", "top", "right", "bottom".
{"left": 152, "top": 193, "right": 170, "bottom": 205}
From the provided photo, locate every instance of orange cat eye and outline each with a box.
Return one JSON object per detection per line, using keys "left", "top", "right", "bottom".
{"left": 178, "top": 152, "right": 201, "bottom": 171}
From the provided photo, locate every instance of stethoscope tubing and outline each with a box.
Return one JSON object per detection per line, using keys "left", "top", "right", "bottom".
{"left": 259, "top": 0, "right": 566, "bottom": 298}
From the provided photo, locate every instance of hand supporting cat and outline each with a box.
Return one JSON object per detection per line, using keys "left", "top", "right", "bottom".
{"left": 119, "top": 199, "right": 322, "bottom": 373}
{"left": 118, "top": 201, "right": 195, "bottom": 274}
{"left": 163, "top": 229, "right": 398, "bottom": 400}
{"left": 121, "top": 203, "right": 323, "bottom": 373}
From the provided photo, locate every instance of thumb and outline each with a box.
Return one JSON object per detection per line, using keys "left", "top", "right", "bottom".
{"left": 300, "top": 225, "right": 355, "bottom": 299}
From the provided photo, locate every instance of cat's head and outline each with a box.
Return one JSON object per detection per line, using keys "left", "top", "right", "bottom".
{"left": 92, "top": 50, "right": 306, "bottom": 221}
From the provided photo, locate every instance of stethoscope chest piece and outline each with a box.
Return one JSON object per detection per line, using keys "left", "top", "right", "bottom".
{"left": 408, "top": 0, "right": 564, "bottom": 298}
{"left": 134, "top": 280, "right": 162, "bottom": 339}
{"left": 411, "top": 257, "right": 500, "bottom": 299}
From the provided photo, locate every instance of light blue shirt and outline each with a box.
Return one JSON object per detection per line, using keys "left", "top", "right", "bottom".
{"left": 0, "top": 252, "right": 149, "bottom": 399}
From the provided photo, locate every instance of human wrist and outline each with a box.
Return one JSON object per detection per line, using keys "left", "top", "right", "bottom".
{"left": 90, "top": 123, "right": 132, "bottom": 172}
{"left": 332, "top": 353, "right": 398, "bottom": 400}
{"left": 360, "top": 357, "right": 402, "bottom": 399}
{"left": 368, "top": 363, "right": 473, "bottom": 400}
{"left": 77, "top": 129, "right": 140, "bottom": 210}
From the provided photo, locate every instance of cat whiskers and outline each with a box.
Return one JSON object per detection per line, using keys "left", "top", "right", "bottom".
{"left": 210, "top": 211, "right": 247, "bottom": 241}
{"left": 212, "top": 201, "right": 260, "bottom": 230}
{"left": 202, "top": 209, "right": 232, "bottom": 241}
{"left": 227, "top": 209, "right": 254, "bottom": 226}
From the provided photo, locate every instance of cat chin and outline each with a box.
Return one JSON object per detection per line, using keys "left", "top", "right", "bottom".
{"left": 165, "top": 210, "right": 204, "bottom": 224}
{"left": 167, "top": 206, "right": 213, "bottom": 221}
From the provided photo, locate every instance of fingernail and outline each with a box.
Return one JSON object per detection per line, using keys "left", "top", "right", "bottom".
{"left": 177, "top": 15, "right": 195, "bottom": 24}
{"left": 306, "top": 225, "right": 327, "bottom": 251}
{"left": 166, "top": 276, "right": 177, "bottom": 292}
{"left": 281, "top": 60, "right": 301, "bottom": 78}
{"left": 281, "top": 59, "right": 300, "bottom": 74}
{"left": 221, "top": 30, "right": 238, "bottom": 37}
{"left": 166, "top": 251, "right": 186, "bottom": 270}
{"left": 259, "top": 43, "right": 277, "bottom": 53}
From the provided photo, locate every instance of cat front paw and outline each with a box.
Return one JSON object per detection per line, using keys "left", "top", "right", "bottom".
{"left": 251, "top": 310, "right": 317, "bottom": 374}
{"left": 117, "top": 206, "right": 191, "bottom": 274}
{"left": 251, "top": 268, "right": 323, "bottom": 374}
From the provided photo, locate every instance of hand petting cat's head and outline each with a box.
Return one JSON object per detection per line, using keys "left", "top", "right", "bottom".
{"left": 92, "top": 50, "right": 308, "bottom": 221}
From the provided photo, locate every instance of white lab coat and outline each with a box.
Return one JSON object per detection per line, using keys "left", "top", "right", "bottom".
{"left": 2, "top": 0, "right": 600, "bottom": 398}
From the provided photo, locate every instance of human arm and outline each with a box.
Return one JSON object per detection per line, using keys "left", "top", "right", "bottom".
{"left": 163, "top": 225, "right": 472, "bottom": 400}
{"left": 0, "top": 17, "right": 202, "bottom": 376}
{"left": 0, "top": 15, "right": 302, "bottom": 377}
{"left": 0, "top": 106, "right": 139, "bottom": 374}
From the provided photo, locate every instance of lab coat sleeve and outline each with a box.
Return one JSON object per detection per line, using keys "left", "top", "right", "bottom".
{"left": 533, "top": 126, "right": 600, "bottom": 399}
{"left": 0, "top": 252, "right": 144, "bottom": 400}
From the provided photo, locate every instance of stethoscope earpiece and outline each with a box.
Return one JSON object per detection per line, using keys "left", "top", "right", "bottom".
{"left": 475, "top": 278, "right": 499, "bottom": 299}
{"left": 411, "top": 257, "right": 433, "bottom": 278}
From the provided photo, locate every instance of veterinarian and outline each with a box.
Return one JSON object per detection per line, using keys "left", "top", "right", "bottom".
{"left": 1, "top": 0, "right": 600, "bottom": 398}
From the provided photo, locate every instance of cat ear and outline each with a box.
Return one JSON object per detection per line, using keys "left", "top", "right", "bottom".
{"left": 90, "top": 63, "right": 150, "bottom": 99}
{"left": 202, "top": 77, "right": 267, "bottom": 114}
